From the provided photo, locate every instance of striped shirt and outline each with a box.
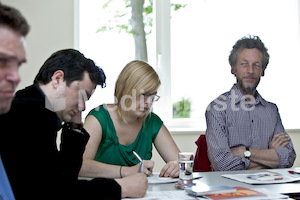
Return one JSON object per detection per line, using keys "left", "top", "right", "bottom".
{"left": 205, "top": 85, "right": 296, "bottom": 171}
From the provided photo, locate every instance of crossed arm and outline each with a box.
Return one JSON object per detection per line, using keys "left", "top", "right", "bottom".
{"left": 230, "top": 133, "right": 290, "bottom": 170}
{"left": 206, "top": 107, "right": 295, "bottom": 171}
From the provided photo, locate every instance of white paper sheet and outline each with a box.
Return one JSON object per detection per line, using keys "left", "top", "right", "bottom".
{"left": 147, "top": 172, "right": 179, "bottom": 184}
{"left": 122, "top": 188, "right": 289, "bottom": 200}
{"left": 123, "top": 190, "right": 196, "bottom": 200}
{"left": 222, "top": 170, "right": 300, "bottom": 185}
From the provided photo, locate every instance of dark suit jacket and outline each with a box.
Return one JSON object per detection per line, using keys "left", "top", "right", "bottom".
{"left": 0, "top": 84, "right": 121, "bottom": 199}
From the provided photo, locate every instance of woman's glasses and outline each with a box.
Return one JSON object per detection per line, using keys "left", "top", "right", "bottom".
{"left": 140, "top": 93, "right": 160, "bottom": 102}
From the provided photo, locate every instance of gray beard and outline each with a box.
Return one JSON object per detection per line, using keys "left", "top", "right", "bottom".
{"left": 237, "top": 80, "right": 259, "bottom": 95}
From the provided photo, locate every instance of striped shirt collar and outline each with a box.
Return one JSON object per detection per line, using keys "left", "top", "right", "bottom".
{"left": 230, "top": 84, "right": 267, "bottom": 107}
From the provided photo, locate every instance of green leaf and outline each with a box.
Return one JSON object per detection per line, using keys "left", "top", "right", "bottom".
{"left": 173, "top": 98, "right": 192, "bottom": 118}
{"left": 102, "top": 0, "right": 112, "bottom": 9}
{"left": 96, "top": 26, "right": 107, "bottom": 33}
{"left": 171, "top": 3, "right": 187, "bottom": 11}
{"left": 144, "top": 5, "right": 152, "bottom": 15}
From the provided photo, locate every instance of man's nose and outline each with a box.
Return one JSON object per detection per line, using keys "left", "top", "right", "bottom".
{"left": 6, "top": 65, "right": 21, "bottom": 84}
{"left": 78, "top": 98, "right": 86, "bottom": 111}
{"left": 247, "top": 65, "right": 255, "bottom": 74}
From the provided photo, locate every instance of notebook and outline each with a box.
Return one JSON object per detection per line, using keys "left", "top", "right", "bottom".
{"left": 204, "top": 187, "right": 266, "bottom": 200}
{"left": 185, "top": 185, "right": 237, "bottom": 196}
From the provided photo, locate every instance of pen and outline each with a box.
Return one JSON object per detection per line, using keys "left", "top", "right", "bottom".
{"left": 247, "top": 174, "right": 266, "bottom": 179}
{"left": 256, "top": 176, "right": 283, "bottom": 181}
{"left": 288, "top": 170, "right": 300, "bottom": 174}
{"left": 133, "top": 151, "right": 142, "bottom": 162}
{"left": 133, "top": 151, "right": 144, "bottom": 173}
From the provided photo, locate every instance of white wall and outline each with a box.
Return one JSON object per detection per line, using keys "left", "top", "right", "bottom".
{"left": 2, "top": 0, "right": 75, "bottom": 90}
{"left": 3, "top": 0, "right": 300, "bottom": 173}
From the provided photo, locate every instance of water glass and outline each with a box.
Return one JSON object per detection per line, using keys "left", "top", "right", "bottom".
{"left": 178, "top": 152, "right": 194, "bottom": 180}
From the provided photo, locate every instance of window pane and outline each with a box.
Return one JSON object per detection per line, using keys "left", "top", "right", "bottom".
{"left": 79, "top": 0, "right": 135, "bottom": 118}
{"left": 79, "top": 0, "right": 156, "bottom": 119}
{"left": 169, "top": 0, "right": 300, "bottom": 130}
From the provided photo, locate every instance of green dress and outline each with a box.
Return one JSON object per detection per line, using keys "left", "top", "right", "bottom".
{"left": 88, "top": 105, "right": 163, "bottom": 166}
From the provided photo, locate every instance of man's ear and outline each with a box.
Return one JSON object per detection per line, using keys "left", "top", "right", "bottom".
{"left": 261, "top": 70, "right": 265, "bottom": 76}
{"left": 51, "top": 70, "right": 64, "bottom": 89}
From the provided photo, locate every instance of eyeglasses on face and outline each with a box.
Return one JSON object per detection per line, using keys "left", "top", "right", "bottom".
{"left": 140, "top": 93, "right": 160, "bottom": 102}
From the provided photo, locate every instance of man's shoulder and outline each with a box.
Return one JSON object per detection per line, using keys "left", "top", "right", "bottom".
{"left": 7, "top": 84, "right": 55, "bottom": 119}
{"left": 263, "top": 99, "right": 277, "bottom": 107}
{"left": 12, "top": 88, "right": 45, "bottom": 111}
{"left": 257, "top": 92, "right": 278, "bottom": 109}
{"left": 14, "top": 84, "right": 44, "bottom": 103}
{"left": 206, "top": 90, "right": 231, "bottom": 109}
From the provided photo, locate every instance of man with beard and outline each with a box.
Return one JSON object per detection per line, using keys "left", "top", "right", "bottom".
{"left": 204, "top": 35, "right": 295, "bottom": 171}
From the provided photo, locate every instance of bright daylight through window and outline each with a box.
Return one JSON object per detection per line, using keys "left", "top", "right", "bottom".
{"left": 78, "top": 0, "right": 300, "bottom": 131}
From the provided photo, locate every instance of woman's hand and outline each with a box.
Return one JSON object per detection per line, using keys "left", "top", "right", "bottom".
{"left": 159, "top": 161, "right": 179, "bottom": 178}
{"left": 142, "top": 160, "right": 154, "bottom": 176}
{"left": 123, "top": 160, "right": 154, "bottom": 177}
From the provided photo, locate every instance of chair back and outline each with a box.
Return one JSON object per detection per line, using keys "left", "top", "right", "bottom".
{"left": 193, "top": 134, "right": 212, "bottom": 172}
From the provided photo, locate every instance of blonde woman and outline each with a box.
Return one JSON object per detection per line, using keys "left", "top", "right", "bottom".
{"left": 79, "top": 60, "right": 180, "bottom": 179}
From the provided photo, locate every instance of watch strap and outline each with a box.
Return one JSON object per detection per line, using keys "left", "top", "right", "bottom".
{"left": 67, "top": 122, "right": 83, "bottom": 130}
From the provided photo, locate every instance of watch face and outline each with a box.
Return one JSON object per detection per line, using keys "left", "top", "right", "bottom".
{"left": 244, "top": 151, "right": 251, "bottom": 157}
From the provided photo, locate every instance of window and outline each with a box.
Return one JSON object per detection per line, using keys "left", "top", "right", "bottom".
{"left": 78, "top": 0, "right": 156, "bottom": 120}
{"left": 78, "top": 0, "right": 151, "bottom": 117}
{"left": 78, "top": 0, "right": 300, "bottom": 131}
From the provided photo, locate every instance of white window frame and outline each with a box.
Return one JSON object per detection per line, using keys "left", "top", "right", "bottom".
{"left": 153, "top": 0, "right": 210, "bottom": 131}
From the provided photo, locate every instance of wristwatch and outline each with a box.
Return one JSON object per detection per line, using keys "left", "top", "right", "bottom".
{"left": 244, "top": 147, "right": 251, "bottom": 159}
{"left": 67, "top": 122, "right": 83, "bottom": 131}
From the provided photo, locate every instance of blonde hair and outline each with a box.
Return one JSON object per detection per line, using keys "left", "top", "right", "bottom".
{"left": 114, "top": 60, "right": 161, "bottom": 123}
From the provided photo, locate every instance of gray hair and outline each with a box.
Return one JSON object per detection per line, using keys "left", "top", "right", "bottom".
{"left": 229, "top": 35, "right": 269, "bottom": 75}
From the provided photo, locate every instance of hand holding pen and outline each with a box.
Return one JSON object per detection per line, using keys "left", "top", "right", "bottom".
{"left": 133, "top": 151, "right": 144, "bottom": 173}
{"left": 133, "top": 151, "right": 153, "bottom": 176}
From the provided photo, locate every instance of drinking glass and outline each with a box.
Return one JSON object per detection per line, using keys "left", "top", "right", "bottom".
{"left": 178, "top": 152, "right": 194, "bottom": 180}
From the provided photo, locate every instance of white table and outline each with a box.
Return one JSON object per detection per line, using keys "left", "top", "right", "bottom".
{"left": 148, "top": 168, "right": 300, "bottom": 199}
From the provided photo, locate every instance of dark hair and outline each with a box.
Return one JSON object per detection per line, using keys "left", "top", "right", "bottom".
{"left": 34, "top": 49, "right": 106, "bottom": 88}
{"left": 229, "top": 35, "right": 269, "bottom": 73}
{"left": 0, "top": 2, "right": 30, "bottom": 36}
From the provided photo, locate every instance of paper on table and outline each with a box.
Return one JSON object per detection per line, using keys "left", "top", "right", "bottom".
{"left": 147, "top": 172, "right": 179, "bottom": 184}
{"left": 122, "top": 187, "right": 289, "bottom": 200}
{"left": 123, "top": 190, "right": 195, "bottom": 200}
{"left": 205, "top": 187, "right": 289, "bottom": 200}
{"left": 222, "top": 170, "right": 300, "bottom": 185}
